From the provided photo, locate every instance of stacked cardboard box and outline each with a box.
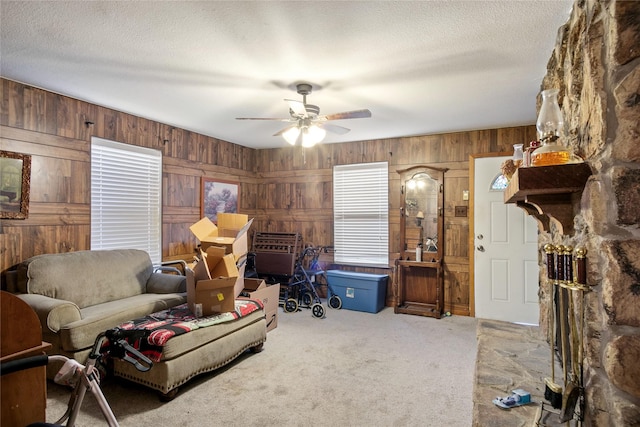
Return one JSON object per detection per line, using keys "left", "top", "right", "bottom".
{"left": 189, "top": 214, "right": 253, "bottom": 260}
{"left": 188, "top": 213, "right": 253, "bottom": 316}
{"left": 187, "top": 246, "right": 239, "bottom": 316}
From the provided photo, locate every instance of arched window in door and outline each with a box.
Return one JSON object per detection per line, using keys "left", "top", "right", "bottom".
{"left": 490, "top": 173, "right": 509, "bottom": 191}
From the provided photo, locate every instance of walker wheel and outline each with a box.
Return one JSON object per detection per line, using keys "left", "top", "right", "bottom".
{"left": 311, "top": 303, "right": 325, "bottom": 318}
{"left": 284, "top": 298, "right": 299, "bottom": 313}
{"left": 301, "top": 291, "right": 313, "bottom": 306}
{"left": 329, "top": 295, "right": 342, "bottom": 310}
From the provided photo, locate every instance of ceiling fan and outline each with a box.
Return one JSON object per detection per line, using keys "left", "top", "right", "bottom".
{"left": 236, "top": 83, "right": 372, "bottom": 147}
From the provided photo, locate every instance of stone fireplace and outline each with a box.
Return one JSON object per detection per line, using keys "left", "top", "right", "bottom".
{"left": 536, "top": 0, "right": 639, "bottom": 425}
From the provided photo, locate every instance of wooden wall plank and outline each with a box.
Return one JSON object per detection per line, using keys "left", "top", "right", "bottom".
{"left": 1, "top": 126, "right": 88, "bottom": 152}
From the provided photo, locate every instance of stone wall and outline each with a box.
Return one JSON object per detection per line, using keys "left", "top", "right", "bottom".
{"left": 539, "top": 1, "right": 639, "bottom": 425}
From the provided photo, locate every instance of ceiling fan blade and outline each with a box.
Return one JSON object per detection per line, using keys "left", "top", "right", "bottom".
{"left": 236, "top": 117, "right": 290, "bottom": 121}
{"left": 323, "top": 109, "right": 372, "bottom": 121}
{"left": 273, "top": 124, "right": 297, "bottom": 137}
{"left": 285, "top": 99, "right": 307, "bottom": 117}
{"left": 319, "top": 123, "right": 351, "bottom": 135}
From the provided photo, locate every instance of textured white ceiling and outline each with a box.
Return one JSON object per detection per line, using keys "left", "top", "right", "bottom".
{"left": 1, "top": 1, "right": 573, "bottom": 149}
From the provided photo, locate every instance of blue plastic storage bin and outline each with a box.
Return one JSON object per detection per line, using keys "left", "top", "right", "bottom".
{"left": 326, "top": 270, "right": 388, "bottom": 313}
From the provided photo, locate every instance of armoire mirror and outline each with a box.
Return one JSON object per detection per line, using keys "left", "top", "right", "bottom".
{"left": 398, "top": 165, "right": 446, "bottom": 262}
{"left": 396, "top": 165, "right": 447, "bottom": 318}
{"left": 403, "top": 172, "right": 439, "bottom": 256}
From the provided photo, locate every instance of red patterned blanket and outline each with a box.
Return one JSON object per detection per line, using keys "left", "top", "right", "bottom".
{"left": 112, "top": 299, "right": 263, "bottom": 362}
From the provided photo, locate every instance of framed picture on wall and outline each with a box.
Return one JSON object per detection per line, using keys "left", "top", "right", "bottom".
{"left": 200, "top": 177, "right": 239, "bottom": 223}
{"left": 0, "top": 150, "right": 31, "bottom": 220}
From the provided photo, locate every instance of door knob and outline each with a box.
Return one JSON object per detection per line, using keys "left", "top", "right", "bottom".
{"left": 477, "top": 234, "right": 483, "bottom": 240}
{"left": 476, "top": 245, "right": 485, "bottom": 252}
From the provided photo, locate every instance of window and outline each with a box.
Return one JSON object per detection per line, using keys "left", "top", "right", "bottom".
{"left": 490, "top": 173, "right": 509, "bottom": 191}
{"left": 91, "top": 137, "right": 162, "bottom": 264}
{"left": 333, "top": 161, "right": 389, "bottom": 266}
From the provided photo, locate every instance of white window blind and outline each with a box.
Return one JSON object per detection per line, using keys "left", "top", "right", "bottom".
{"left": 333, "top": 161, "right": 389, "bottom": 266}
{"left": 91, "top": 137, "right": 162, "bottom": 264}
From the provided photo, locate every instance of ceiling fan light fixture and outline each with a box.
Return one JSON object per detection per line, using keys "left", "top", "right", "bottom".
{"left": 301, "top": 125, "right": 326, "bottom": 148}
{"left": 237, "top": 81, "right": 370, "bottom": 147}
{"left": 282, "top": 127, "right": 300, "bottom": 145}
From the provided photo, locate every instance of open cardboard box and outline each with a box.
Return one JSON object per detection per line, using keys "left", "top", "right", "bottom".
{"left": 217, "top": 213, "right": 251, "bottom": 237}
{"left": 189, "top": 214, "right": 253, "bottom": 260}
{"left": 202, "top": 245, "right": 247, "bottom": 302}
{"left": 187, "top": 246, "right": 239, "bottom": 316}
{"left": 242, "top": 278, "right": 280, "bottom": 332}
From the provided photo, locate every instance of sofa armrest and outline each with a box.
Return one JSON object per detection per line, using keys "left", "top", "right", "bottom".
{"left": 3, "top": 270, "right": 18, "bottom": 293}
{"left": 146, "top": 272, "right": 186, "bottom": 294}
{"left": 16, "top": 293, "right": 81, "bottom": 333}
{"left": 154, "top": 260, "right": 188, "bottom": 275}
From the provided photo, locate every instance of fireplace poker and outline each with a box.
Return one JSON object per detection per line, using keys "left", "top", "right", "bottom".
{"left": 554, "top": 245, "right": 573, "bottom": 417}
{"left": 560, "top": 245, "right": 581, "bottom": 422}
{"left": 543, "top": 243, "right": 563, "bottom": 409}
{"left": 562, "top": 248, "right": 588, "bottom": 423}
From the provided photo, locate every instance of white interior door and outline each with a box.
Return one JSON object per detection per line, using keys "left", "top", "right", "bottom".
{"left": 474, "top": 156, "right": 540, "bottom": 325}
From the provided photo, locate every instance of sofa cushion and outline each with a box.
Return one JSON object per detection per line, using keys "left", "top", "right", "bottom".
{"left": 59, "top": 292, "right": 187, "bottom": 353}
{"left": 146, "top": 271, "right": 187, "bottom": 294}
{"left": 18, "top": 249, "right": 153, "bottom": 308}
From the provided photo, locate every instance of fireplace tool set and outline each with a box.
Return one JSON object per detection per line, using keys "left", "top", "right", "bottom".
{"left": 534, "top": 244, "right": 589, "bottom": 426}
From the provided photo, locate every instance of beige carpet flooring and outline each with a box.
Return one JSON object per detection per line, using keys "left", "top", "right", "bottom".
{"left": 45, "top": 306, "right": 478, "bottom": 427}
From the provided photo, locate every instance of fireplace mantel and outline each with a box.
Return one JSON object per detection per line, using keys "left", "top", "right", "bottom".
{"left": 504, "top": 163, "right": 592, "bottom": 235}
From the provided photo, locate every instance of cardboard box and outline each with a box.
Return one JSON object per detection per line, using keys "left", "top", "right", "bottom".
{"left": 189, "top": 215, "right": 253, "bottom": 259}
{"left": 234, "top": 262, "right": 246, "bottom": 300}
{"left": 217, "top": 213, "right": 249, "bottom": 236}
{"left": 186, "top": 248, "right": 239, "bottom": 316}
{"left": 242, "top": 278, "right": 280, "bottom": 332}
{"left": 204, "top": 246, "right": 245, "bottom": 298}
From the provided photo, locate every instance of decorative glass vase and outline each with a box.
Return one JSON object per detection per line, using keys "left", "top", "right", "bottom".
{"left": 512, "top": 143, "right": 524, "bottom": 168}
{"left": 531, "top": 89, "right": 572, "bottom": 166}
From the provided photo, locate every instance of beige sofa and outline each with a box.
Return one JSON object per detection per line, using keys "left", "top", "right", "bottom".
{"left": 11, "top": 249, "right": 188, "bottom": 371}
{"left": 10, "top": 249, "right": 267, "bottom": 399}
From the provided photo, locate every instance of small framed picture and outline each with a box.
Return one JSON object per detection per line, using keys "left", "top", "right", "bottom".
{"left": 1, "top": 150, "right": 31, "bottom": 219}
{"left": 200, "top": 177, "right": 239, "bottom": 223}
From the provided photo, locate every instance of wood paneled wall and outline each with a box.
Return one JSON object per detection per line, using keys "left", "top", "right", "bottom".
{"left": 253, "top": 128, "right": 536, "bottom": 315}
{"left": 0, "top": 78, "right": 537, "bottom": 315}
{"left": 0, "top": 79, "right": 256, "bottom": 268}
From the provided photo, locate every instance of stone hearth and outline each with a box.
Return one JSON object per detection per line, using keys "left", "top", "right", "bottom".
{"left": 473, "top": 319, "right": 573, "bottom": 427}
